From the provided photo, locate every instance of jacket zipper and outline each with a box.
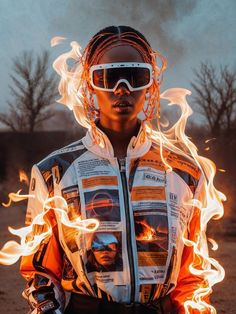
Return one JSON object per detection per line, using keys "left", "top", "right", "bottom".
{"left": 119, "top": 159, "right": 136, "bottom": 303}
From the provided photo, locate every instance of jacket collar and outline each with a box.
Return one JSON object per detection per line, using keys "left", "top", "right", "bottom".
{"left": 82, "top": 121, "right": 152, "bottom": 159}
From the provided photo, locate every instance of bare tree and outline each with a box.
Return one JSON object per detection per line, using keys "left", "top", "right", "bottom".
{"left": 0, "top": 51, "right": 58, "bottom": 133}
{"left": 191, "top": 63, "right": 236, "bottom": 136}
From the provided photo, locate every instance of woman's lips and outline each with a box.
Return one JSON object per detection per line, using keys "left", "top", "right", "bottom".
{"left": 113, "top": 101, "right": 133, "bottom": 113}
{"left": 113, "top": 100, "right": 132, "bottom": 107}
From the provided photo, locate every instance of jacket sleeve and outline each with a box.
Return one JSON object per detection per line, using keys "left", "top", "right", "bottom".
{"left": 170, "top": 175, "right": 211, "bottom": 314}
{"left": 20, "top": 165, "right": 65, "bottom": 314}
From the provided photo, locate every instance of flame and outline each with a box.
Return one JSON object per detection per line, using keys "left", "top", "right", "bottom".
{"left": 160, "top": 116, "right": 170, "bottom": 128}
{"left": 19, "top": 170, "right": 29, "bottom": 185}
{"left": 208, "top": 238, "right": 218, "bottom": 251}
{"left": 50, "top": 36, "right": 66, "bottom": 47}
{"left": 0, "top": 195, "right": 99, "bottom": 265}
{"left": 218, "top": 169, "right": 226, "bottom": 173}
{"left": 2, "top": 189, "right": 35, "bottom": 207}
{"left": 50, "top": 39, "right": 226, "bottom": 312}
{"left": 136, "top": 220, "right": 157, "bottom": 241}
{"left": 0, "top": 39, "right": 225, "bottom": 313}
{"left": 146, "top": 88, "right": 225, "bottom": 313}
{"left": 205, "top": 138, "right": 216, "bottom": 144}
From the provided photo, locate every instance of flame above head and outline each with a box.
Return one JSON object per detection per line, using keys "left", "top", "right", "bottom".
{"left": 0, "top": 194, "right": 99, "bottom": 265}
{"left": 52, "top": 40, "right": 91, "bottom": 129}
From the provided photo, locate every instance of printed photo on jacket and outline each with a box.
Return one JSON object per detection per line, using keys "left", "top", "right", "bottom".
{"left": 84, "top": 189, "right": 121, "bottom": 221}
{"left": 86, "top": 232, "right": 123, "bottom": 273}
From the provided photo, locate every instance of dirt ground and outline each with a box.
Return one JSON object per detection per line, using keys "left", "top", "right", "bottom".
{"left": 0, "top": 204, "right": 235, "bottom": 313}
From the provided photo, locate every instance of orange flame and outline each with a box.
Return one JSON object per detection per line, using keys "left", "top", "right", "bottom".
{"left": 136, "top": 220, "right": 157, "bottom": 241}
{"left": 0, "top": 39, "right": 225, "bottom": 313}
{"left": 205, "top": 138, "right": 216, "bottom": 144}
{"left": 19, "top": 170, "right": 29, "bottom": 186}
{"left": 0, "top": 195, "right": 99, "bottom": 265}
{"left": 2, "top": 189, "right": 35, "bottom": 207}
{"left": 51, "top": 39, "right": 225, "bottom": 312}
{"left": 149, "top": 88, "right": 226, "bottom": 313}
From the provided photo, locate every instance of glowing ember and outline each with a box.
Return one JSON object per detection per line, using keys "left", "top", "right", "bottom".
{"left": 218, "top": 169, "right": 226, "bottom": 173}
{"left": 205, "top": 138, "right": 216, "bottom": 144}
{"left": 204, "top": 147, "right": 210, "bottom": 151}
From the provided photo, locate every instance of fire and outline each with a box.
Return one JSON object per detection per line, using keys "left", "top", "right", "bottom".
{"left": 150, "top": 88, "right": 226, "bottom": 313}
{"left": 19, "top": 170, "right": 29, "bottom": 185}
{"left": 2, "top": 171, "right": 31, "bottom": 207}
{"left": 0, "top": 39, "right": 226, "bottom": 313}
{"left": 205, "top": 138, "right": 216, "bottom": 144}
{"left": 50, "top": 36, "right": 67, "bottom": 47}
{"left": 208, "top": 238, "right": 218, "bottom": 251}
{"left": 2, "top": 189, "right": 35, "bottom": 208}
{"left": 0, "top": 194, "right": 99, "bottom": 265}
{"left": 51, "top": 41, "right": 226, "bottom": 313}
{"left": 136, "top": 220, "right": 157, "bottom": 241}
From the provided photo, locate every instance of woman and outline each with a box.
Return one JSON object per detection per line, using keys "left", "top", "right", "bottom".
{"left": 20, "top": 26, "right": 211, "bottom": 314}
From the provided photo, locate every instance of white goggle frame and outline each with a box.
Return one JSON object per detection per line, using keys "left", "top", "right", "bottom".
{"left": 89, "top": 62, "right": 153, "bottom": 92}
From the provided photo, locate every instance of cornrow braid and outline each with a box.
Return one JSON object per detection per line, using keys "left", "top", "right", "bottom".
{"left": 85, "top": 26, "right": 153, "bottom": 66}
{"left": 72, "top": 25, "right": 167, "bottom": 143}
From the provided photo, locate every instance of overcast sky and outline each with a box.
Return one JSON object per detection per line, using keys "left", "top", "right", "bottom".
{"left": 0, "top": 0, "right": 235, "bottom": 123}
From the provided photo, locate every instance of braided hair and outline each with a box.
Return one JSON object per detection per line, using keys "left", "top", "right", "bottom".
{"left": 54, "top": 25, "right": 167, "bottom": 140}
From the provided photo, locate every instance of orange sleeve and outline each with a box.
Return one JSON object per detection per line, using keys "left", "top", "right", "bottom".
{"left": 20, "top": 164, "right": 63, "bottom": 282}
{"left": 170, "top": 206, "right": 211, "bottom": 314}
{"left": 20, "top": 211, "right": 63, "bottom": 282}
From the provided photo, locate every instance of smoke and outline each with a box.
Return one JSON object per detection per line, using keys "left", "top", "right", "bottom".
{"left": 49, "top": 0, "right": 197, "bottom": 63}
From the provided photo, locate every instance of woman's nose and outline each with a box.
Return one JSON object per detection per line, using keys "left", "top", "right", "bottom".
{"left": 114, "top": 82, "right": 131, "bottom": 95}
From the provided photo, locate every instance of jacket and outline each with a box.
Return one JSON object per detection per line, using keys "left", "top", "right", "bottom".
{"left": 20, "top": 124, "right": 209, "bottom": 313}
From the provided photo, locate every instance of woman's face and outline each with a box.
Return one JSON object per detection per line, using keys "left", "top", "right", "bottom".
{"left": 91, "top": 44, "right": 148, "bottom": 125}
{"left": 93, "top": 249, "right": 117, "bottom": 267}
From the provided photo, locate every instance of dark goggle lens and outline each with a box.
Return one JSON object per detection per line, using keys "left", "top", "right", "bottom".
{"left": 92, "top": 243, "right": 117, "bottom": 252}
{"left": 92, "top": 67, "right": 150, "bottom": 89}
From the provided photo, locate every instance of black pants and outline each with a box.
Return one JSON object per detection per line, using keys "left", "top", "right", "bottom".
{"left": 64, "top": 293, "right": 161, "bottom": 314}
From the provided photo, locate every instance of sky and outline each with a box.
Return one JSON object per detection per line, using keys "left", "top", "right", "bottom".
{"left": 0, "top": 0, "right": 235, "bottom": 124}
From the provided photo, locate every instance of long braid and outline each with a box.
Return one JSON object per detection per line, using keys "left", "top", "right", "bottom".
{"left": 57, "top": 26, "right": 167, "bottom": 143}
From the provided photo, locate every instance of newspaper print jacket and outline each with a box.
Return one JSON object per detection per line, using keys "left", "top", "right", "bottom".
{"left": 20, "top": 125, "right": 209, "bottom": 313}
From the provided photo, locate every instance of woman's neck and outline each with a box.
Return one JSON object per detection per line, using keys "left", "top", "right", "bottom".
{"left": 97, "top": 119, "right": 141, "bottom": 158}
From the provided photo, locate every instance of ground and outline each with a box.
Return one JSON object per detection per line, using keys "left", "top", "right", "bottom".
{"left": 0, "top": 204, "right": 235, "bottom": 313}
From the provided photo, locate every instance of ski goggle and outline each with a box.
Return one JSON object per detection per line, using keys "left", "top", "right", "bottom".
{"left": 92, "top": 243, "right": 117, "bottom": 252}
{"left": 89, "top": 62, "right": 153, "bottom": 92}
